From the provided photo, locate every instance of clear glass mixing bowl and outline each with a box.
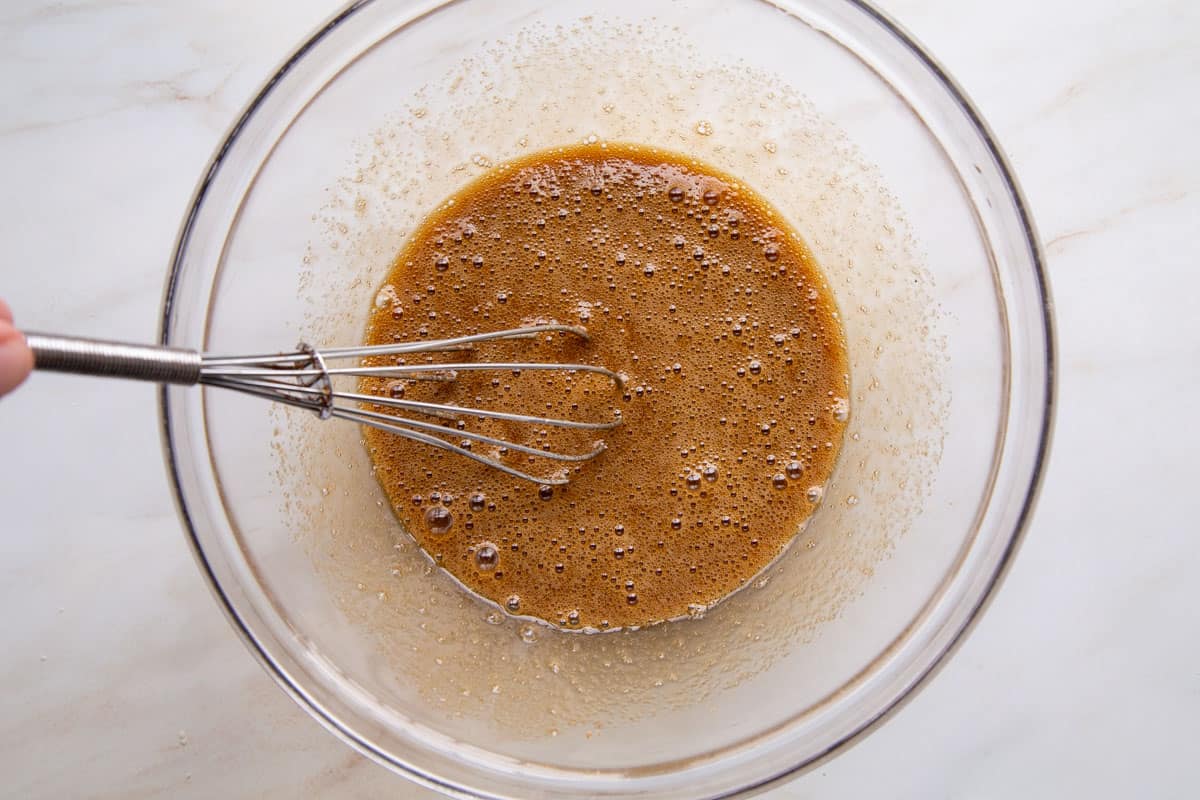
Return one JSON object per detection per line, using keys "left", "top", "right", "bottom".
{"left": 160, "top": 1, "right": 1054, "bottom": 797}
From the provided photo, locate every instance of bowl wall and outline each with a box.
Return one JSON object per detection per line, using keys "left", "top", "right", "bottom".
{"left": 161, "top": 1, "right": 1052, "bottom": 796}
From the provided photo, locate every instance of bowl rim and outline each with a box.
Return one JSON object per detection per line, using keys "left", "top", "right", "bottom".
{"left": 157, "top": 0, "right": 1056, "bottom": 796}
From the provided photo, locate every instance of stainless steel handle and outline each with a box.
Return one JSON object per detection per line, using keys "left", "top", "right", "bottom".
{"left": 24, "top": 332, "right": 202, "bottom": 385}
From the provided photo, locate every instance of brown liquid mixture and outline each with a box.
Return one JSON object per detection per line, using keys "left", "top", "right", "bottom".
{"left": 361, "top": 143, "right": 848, "bottom": 630}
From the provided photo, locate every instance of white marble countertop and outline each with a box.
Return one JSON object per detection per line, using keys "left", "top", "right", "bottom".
{"left": 2, "top": 1, "right": 1197, "bottom": 797}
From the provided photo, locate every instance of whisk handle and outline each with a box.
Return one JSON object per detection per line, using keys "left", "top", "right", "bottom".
{"left": 24, "top": 333, "right": 201, "bottom": 385}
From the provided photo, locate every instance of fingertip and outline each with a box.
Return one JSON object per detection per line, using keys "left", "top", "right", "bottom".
{"left": 0, "top": 318, "right": 34, "bottom": 396}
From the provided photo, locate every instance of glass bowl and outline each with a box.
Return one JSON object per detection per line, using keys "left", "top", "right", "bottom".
{"left": 159, "top": 0, "right": 1054, "bottom": 797}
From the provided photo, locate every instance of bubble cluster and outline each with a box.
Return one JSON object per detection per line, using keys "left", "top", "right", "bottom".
{"left": 831, "top": 396, "right": 850, "bottom": 422}
{"left": 361, "top": 144, "right": 849, "bottom": 630}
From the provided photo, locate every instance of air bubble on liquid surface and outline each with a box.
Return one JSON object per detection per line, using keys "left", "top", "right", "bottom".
{"left": 425, "top": 506, "right": 453, "bottom": 534}
{"left": 831, "top": 397, "right": 850, "bottom": 422}
{"left": 475, "top": 543, "right": 499, "bottom": 571}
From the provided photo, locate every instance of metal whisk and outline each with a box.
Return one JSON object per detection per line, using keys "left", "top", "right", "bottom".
{"left": 24, "top": 324, "right": 624, "bottom": 485}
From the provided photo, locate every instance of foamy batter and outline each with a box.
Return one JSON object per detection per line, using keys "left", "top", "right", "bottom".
{"left": 360, "top": 143, "right": 848, "bottom": 630}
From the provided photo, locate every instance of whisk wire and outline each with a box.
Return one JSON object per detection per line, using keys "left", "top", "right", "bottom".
{"left": 196, "top": 323, "right": 623, "bottom": 484}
